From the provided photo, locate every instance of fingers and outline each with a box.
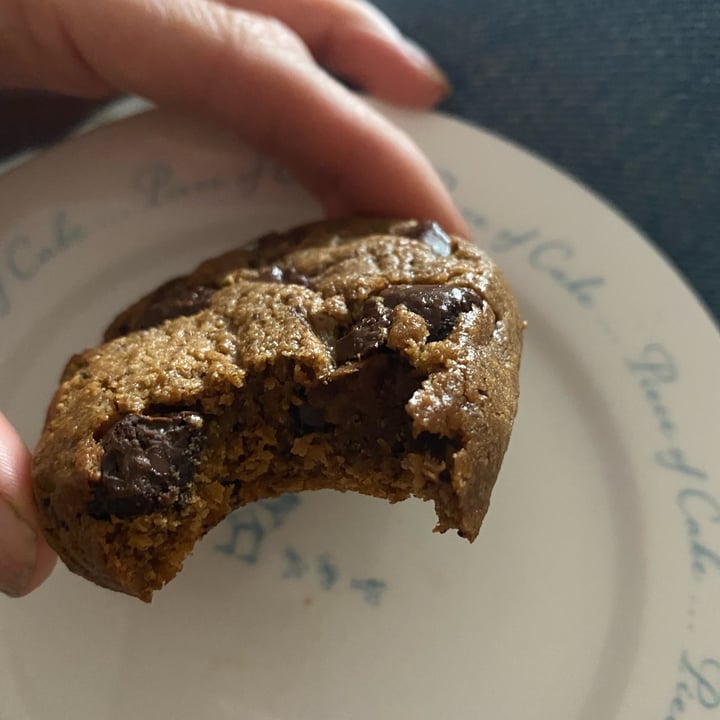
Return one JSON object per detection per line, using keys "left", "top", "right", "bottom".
{"left": 2, "top": 0, "right": 467, "bottom": 234}
{"left": 220, "top": 0, "right": 449, "bottom": 108}
{"left": 1, "top": 0, "right": 449, "bottom": 106}
{"left": 0, "top": 413, "right": 56, "bottom": 597}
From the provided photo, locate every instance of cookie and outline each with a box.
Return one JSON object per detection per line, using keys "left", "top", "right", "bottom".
{"left": 32, "top": 218, "right": 523, "bottom": 601}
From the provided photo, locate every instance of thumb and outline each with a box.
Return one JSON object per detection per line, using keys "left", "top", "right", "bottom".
{"left": 0, "top": 413, "right": 56, "bottom": 597}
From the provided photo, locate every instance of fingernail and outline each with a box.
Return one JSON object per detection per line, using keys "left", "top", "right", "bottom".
{"left": 401, "top": 40, "right": 452, "bottom": 96}
{"left": 0, "top": 496, "right": 37, "bottom": 597}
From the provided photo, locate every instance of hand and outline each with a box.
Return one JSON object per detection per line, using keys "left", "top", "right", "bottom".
{"left": 1, "top": 0, "right": 465, "bottom": 226}
{"left": 0, "top": 0, "right": 467, "bottom": 597}
{"left": 0, "top": 412, "right": 56, "bottom": 596}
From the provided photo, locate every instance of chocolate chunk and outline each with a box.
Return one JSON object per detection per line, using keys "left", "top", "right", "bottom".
{"left": 258, "top": 265, "right": 310, "bottom": 287}
{"left": 380, "top": 285, "right": 483, "bottom": 341}
{"left": 405, "top": 221, "right": 453, "bottom": 257}
{"left": 335, "top": 298, "right": 392, "bottom": 363}
{"left": 291, "top": 401, "right": 330, "bottom": 434}
{"left": 253, "top": 226, "right": 309, "bottom": 264}
{"left": 136, "top": 284, "right": 216, "bottom": 331}
{"left": 335, "top": 284, "right": 482, "bottom": 363}
{"left": 89, "top": 412, "right": 204, "bottom": 519}
{"left": 106, "top": 282, "right": 216, "bottom": 339}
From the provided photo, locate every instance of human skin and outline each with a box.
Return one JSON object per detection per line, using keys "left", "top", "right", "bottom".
{"left": 0, "top": 0, "right": 467, "bottom": 597}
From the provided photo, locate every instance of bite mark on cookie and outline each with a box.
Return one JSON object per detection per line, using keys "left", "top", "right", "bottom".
{"left": 33, "top": 218, "right": 523, "bottom": 601}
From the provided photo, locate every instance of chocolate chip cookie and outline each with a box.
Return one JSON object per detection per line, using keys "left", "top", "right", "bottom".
{"left": 32, "top": 218, "right": 523, "bottom": 601}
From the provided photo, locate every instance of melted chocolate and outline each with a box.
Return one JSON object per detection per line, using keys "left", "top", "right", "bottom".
{"left": 379, "top": 285, "right": 483, "bottom": 341}
{"left": 89, "top": 412, "right": 204, "bottom": 519}
{"left": 405, "top": 221, "right": 453, "bottom": 257}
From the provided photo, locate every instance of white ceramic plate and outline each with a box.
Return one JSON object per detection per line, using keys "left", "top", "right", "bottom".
{"left": 0, "top": 104, "right": 718, "bottom": 720}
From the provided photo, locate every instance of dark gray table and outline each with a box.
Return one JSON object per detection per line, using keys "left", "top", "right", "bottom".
{"left": 377, "top": 0, "right": 719, "bottom": 323}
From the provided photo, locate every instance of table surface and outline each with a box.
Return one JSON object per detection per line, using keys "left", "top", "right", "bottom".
{"left": 377, "top": 0, "right": 719, "bottom": 323}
